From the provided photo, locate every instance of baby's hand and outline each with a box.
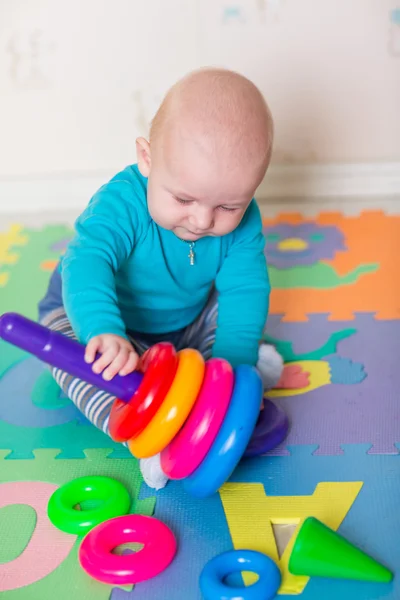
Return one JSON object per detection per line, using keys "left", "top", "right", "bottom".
{"left": 84, "top": 334, "right": 139, "bottom": 381}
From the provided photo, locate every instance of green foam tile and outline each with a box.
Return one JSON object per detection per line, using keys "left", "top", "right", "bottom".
{"left": 0, "top": 225, "right": 72, "bottom": 319}
{"left": 0, "top": 448, "right": 155, "bottom": 599}
{"left": 269, "top": 262, "right": 379, "bottom": 289}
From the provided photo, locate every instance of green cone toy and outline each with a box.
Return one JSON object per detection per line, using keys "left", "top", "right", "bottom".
{"left": 289, "top": 517, "right": 393, "bottom": 583}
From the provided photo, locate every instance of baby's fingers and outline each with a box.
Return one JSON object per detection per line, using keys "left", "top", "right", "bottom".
{"left": 119, "top": 351, "right": 139, "bottom": 376}
{"left": 85, "top": 337, "right": 102, "bottom": 364}
{"left": 92, "top": 343, "right": 119, "bottom": 375}
{"left": 102, "top": 348, "right": 130, "bottom": 381}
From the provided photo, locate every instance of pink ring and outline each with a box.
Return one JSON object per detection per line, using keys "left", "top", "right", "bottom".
{"left": 79, "top": 514, "right": 177, "bottom": 585}
{"left": 160, "top": 358, "right": 234, "bottom": 479}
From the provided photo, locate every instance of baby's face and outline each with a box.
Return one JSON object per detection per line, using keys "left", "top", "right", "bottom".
{"left": 145, "top": 137, "right": 261, "bottom": 241}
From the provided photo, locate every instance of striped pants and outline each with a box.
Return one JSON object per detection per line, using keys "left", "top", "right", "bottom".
{"left": 40, "top": 289, "right": 219, "bottom": 437}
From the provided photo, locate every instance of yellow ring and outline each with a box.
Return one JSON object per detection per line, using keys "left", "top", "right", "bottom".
{"left": 128, "top": 349, "right": 205, "bottom": 458}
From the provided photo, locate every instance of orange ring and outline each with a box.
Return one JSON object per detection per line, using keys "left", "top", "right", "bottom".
{"left": 128, "top": 349, "right": 205, "bottom": 458}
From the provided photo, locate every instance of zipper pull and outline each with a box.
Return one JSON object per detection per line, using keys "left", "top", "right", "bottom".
{"left": 188, "top": 242, "right": 195, "bottom": 266}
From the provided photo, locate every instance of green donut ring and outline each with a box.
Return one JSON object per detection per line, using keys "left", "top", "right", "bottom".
{"left": 47, "top": 476, "right": 131, "bottom": 535}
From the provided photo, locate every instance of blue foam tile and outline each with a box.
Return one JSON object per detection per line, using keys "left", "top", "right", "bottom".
{"left": 130, "top": 448, "right": 400, "bottom": 600}
{"left": 0, "top": 357, "right": 87, "bottom": 427}
{"left": 133, "top": 480, "right": 234, "bottom": 600}
{"left": 230, "top": 452, "right": 399, "bottom": 600}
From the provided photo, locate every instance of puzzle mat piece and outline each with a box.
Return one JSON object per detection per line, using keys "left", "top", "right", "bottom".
{"left": 0, "top": 481, "right": 76, "bottom": 592}
{"left": 265, "top": 327, "right": 357, "bottom": 361}
{"left": 327, "top": 355, "right": 366, "bottom": 384}
{"left": 225, "top": 446, "right": 399, "bottom": 600}
{"left": 263, "top": 222, "right": 346, "bottom": 268}
{"left": 129, "top": 445, "right": 399, "bottom": 600}
{"left": 41, "top": 235, "right": 72, "bottom": 271}
{"left": 0, "top": 224, "right": 72, "bottom": 319}
{"left": 0, "top": 343, "right": 130, "bottom": 459}
{"left": 0, "top": 448, "right": 155, "bottom": 599}
{"left": 0, "top": 340, "right": 26, "bottom": 383}
{"left": 264, "top": 221, "right": 378, "bottom": 289}
{"left": 0, "top": 322, "right": 113, "bottom": 460}
{"left": 110, "top": 552, "right": 138, "bottom": 600}
{"left": 0, "top": 224, "right": 28, "bottom": 263}
{"left": 0, "top": 448, "right": 154, "bottom": 514}
{"left": 0, "top": 503, "right": 36, "bottom": 565}
{"left": 0, "top": 414, "right": 126, "bottom": 458}
{"left": 49, "top": 237, "right": 72, "bottom": 253}
{"left": 0, "top": 347, "right": 125, "bottom": 459}
{"left": 0, "top": 356, "right": 88, "bottom": 428}
{"left": 263, "top": 211, "right": 398, "bottom": 273}
{"left": 108, "top": 481, "right": 266, "bottom": 600}
{"left": 0, "top": 225, "right": 28, "bottom": 287}
{"left": 121, "top": 479, "right": 236, "bottom": 600}
{"left": 272, "top": 360, "right": 329, "bottom": 397}
{"left": 263, "top": 211, "right": 400, "bottom": 320}
{"left": 269, "top": 356, "right": 366, "bottom": 398}
{"left": 264, "top": 314, "right": 399, "bottom": 455}
{"left": 220, "top": 481, "right": 363, "bottom": 594}
{"left": 268, "top": 262, "right": 378, "bottom": 289}
{"left": 276, "top": 363, "right": 310, "bottom": 389}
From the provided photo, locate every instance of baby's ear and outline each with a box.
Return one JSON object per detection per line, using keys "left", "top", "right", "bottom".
{"left": 136, "top": 137, "right": 151, "bottom": 177}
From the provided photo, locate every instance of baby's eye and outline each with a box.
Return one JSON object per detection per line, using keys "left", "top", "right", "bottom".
{"left": 175, "top": 197, "right": 192, "bottom": 205}
{"left": 218, "top": 205, "right": 238, "bottom": 212}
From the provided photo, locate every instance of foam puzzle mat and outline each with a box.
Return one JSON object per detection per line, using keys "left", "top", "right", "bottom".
{"left": 0, "top": 211, "right": 399, "bottom": 599}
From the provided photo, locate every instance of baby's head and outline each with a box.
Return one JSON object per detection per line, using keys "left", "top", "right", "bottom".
{"left": 136, "top": 68, "right": 273, "bottom": 241}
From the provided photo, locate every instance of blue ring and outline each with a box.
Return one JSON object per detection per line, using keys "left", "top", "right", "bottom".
{"left": 200, "top": 550, "right": 281, "bottom": 600}
{"left": 184, "top": 365, "right": 262, "bottom": 498}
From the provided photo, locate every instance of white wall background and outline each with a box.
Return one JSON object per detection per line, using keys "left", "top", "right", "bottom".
{"left": 0, "top": 0, "right": 399, "bottom": 208}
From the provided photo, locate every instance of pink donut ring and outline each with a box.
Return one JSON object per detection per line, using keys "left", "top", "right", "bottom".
{"left": 79, "top": 514, "right": 177, "bottom": 585}
{"left": 160, "top": 358, "right": 233, "bottom": 479}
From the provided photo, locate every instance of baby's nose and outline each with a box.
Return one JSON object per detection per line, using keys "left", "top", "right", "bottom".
{"left": 192, "top": 208, "right": 214, "bottom": 231}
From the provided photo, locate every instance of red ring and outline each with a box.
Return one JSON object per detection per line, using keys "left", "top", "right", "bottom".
{"left": 109, "top": 343, "right": 178, "bottom": 442}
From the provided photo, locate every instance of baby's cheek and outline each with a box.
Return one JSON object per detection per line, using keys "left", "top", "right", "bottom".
{"left": 148, "top": 201, "right": 174, "bottom": 228}
{"left": 215, "top": 213, "right": 243, "bottom": 235}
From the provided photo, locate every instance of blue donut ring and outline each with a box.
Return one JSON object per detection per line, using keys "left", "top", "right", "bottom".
{"left": 200, "top": 549, "right": 281, "bottom": 600}
{"left": 184, "top": 365, "right": 262, "bottom": 498}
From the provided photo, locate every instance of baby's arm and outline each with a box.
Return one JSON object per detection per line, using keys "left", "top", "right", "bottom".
{"left": 213, "top": 199, "right": 270, "bottom": 367}
{"left": 62, "top": 182, "right": 141, "bottom": 378}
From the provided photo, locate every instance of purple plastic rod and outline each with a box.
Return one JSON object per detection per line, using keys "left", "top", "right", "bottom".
{"left": 0, "top": 312, "right": 143, "bottom": 402}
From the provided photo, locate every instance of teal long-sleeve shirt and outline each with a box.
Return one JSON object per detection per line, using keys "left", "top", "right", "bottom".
{"left": 61, "top": 164, "right": 270, "bottom": 367}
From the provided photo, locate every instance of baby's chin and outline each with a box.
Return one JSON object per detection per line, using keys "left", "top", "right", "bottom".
{"left": 173, "top": 226, "right": 210, "bottom": 241}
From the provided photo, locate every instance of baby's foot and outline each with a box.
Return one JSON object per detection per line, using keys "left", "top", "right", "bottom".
{"left": 256, "top": 343, "right": 284, "bottom": 390}
{"left": 139, "top": 454, "right": 169, "bottom": 490}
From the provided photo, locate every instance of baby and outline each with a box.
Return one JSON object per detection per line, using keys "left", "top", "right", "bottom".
{"left": 38, "top": 67, "right": 283, "bottom": 488}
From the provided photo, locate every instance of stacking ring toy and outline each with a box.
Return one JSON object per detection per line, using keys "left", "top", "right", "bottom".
{"left": 79, "top": 514, "right": 177, "bottom": 585}
{"left": 199, "top": 550, "right": 281, "bottom": 600}
{"left": 109, "top": 343, "right": 178, "bottom": 442}
{"left": 128, "top": 348, "right": 205, "bottom": 458}
{"left": 0, "top": 313, "right": 290, "bottom": 498}
{"left": 47, "top": 476, "right": 131, "bottom": 535}
{"left": 161, "top": 358, "right": 233, "bottom": 479}
{"left": 184, "top": 365, "right": 263, "bottom": 498}
{"left": 243, "top": 398, "right": 289, "bottom": 458}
